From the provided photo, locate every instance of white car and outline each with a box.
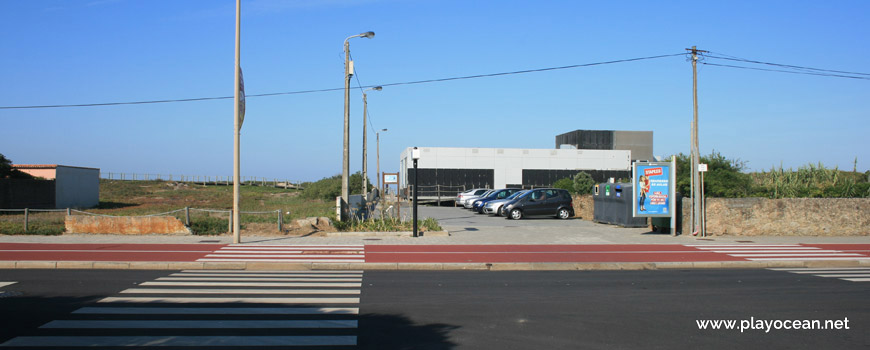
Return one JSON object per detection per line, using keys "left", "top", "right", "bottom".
{"left": 456, "top": 188, "right": 489, "bottom": 206}
{"left": 464, "top": 189, "right": 495, "bottom": 208}
{"left": 483, "top": 190, "right": 528, "bottom": 216}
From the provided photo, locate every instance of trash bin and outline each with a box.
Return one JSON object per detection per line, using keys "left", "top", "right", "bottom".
{"left": 593, "top": 182, "right": 647, "bottom": 228}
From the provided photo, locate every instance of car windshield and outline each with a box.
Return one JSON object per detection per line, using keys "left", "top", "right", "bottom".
{"left": 474, "top": 189, "right": 488, "bottom": 195}
{"left": 506, "top": 191, "right": 526, "bottom": 199}
{"left": 515, "top": 190, "right": 533, "bottom": 199}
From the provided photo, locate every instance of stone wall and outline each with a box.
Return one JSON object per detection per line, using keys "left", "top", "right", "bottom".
{"left": 578, "top": 194, "right": 869, "bottom": 236}
{"left": 65, "top": 216, "right": 190, "bottom": 234}
{"left": 681, "top": 198, "right": 870, "bottom": 236}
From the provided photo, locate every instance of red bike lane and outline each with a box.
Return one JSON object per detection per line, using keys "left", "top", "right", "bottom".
{"left": 2, "top": 243, "right": 868, "bottom": 264}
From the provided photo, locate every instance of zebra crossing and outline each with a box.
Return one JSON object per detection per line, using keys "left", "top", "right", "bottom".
{"left": 770, "top": 267, "right": 870, "bottom": 282}
{"left": 0, "top": 270, "right": 362, "bottom": 348}
{"left": 688, "top": 244, "right": 870, "bottom": 261}
{"left": 197, "top": 245, "right": 365, "bottom": 263}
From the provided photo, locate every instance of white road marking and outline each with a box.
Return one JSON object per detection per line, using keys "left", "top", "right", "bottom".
{"left": 140, "top": 281, "right": 362, "bottom": 287}
{"left": 42, "top": 320, "right": 357, "bottom": 329}
{"left": 170, "top": 273, "right": 362, "bottom": 278}
{"left": 842, "top": 278, "right": 870, "bottom": 282}
{"left": 196, "top": 259, "right": 365, "bottom": 262}
{"left": 730, "top": 253, "right": 863, "bottom": 257}
{"left": 72, "top": 307, "right": 359, "bottom": 315}
{"left": 769, "top": 267, "right": 870, "bottom": 271}
{"left": 120, "top": 288, "right": 360, "bottom": 295}
{"left": 0, "top": 282, "right": 16, "bottom": 288}
{"left": 157, "top": 277, "right": 361, "bottom": 282}
{"left": 749, "top": 257, "right": 870, "bottom": 261}
{"left": 98, "top": 297, "right": 360, "bottom": 304}
{"left": 203, "top": 254, "right": 363, "bottom": 258}
{"left": 180, "top": 269, "right": 363, "bottom": 273}
{"left": 0, "top": 335, "right": 357, "bottom": 347}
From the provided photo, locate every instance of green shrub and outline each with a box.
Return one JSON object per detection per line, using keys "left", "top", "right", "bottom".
{"left": 552, "top": 178, "right": 574, "bottom": 193}
{"left": 573, "top": 172, "right": 596, "bottom": 195}
{"left": 301, "top": 172, "right": 373, "bottom": 201}
{"left": 190, "top": 217, "right": 236, "bottom": 235}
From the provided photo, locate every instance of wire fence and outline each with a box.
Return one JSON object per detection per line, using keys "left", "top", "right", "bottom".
{"left": 100, "top": 172, "right": 303, "bottom": 189}
{"left": 0, "top": 207, "right": 286, "bottom": 235}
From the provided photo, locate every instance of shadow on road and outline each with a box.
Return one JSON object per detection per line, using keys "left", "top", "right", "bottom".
{"left": 359, "top": 313, "right": 458, "bottom": 349}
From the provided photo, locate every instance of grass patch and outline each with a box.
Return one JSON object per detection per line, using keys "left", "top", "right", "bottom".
{"left": 0, "top": 221, "right": 63, "bottom": 235}
{"left": 333, "top": 217, "right": 442, "bottom": 232}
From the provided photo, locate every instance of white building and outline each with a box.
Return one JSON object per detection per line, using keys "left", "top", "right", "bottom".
{"left": 399, "top": 147, "right": 631, "bottom": 196}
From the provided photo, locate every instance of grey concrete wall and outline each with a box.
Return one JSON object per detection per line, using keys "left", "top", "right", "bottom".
{"left": 613, "top": 131, "right": 653, "bottom": 161}
{"left": 0, "top": 179, "right": 55, "bottom": 209}
{"left": 55, "top": 166, "right": 99, "bottom": 208}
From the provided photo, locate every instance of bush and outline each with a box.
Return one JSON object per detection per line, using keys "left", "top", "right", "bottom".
{"left": 301, "top": 172, "right": 373, "bottom": 201}
{"left": 573, "top": 172, "right": 596, "bottom": 195}
{"left": 552, "top": 178, "right": 574, "bottom": 192}
{"left": 190, "top": 217, "right": 236, "bottom": 235}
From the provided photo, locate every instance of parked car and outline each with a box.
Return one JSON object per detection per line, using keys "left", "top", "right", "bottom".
{"left": 464, "top": 189, "right": 494, "bottom": 208}
{"left": 455, "top": 188, "right": 488, "bottom": 206}
{"left": 484, "top": 190, "right": 528, "bottom": 216}
{"left": 502, "top": 188, "right": 574, "bottom": 220}
{"left": 471, "top": 188, "right": 523, "bottom": 213}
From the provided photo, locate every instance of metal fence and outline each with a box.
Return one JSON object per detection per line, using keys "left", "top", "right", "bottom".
{"left": 100, "top": 172, "right": 302, "bottom": 189}
{"left": 0, "top": 207, "right": 285, "bottom": 235}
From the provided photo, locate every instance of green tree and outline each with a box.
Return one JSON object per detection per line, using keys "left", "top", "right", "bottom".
{"left": 573, "top": 171, "right": 596, "bottom": 195}
{"left": 673, "top": 151, "right": 753, "bottom": 198}
{"left": 0, "top": 153, "right": 33, "bottom": 179}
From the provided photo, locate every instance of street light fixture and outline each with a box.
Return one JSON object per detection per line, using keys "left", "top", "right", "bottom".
{"left": 377, "top": 128, "right": 388, "bottom": 195}
{"left": 342, "top": 31, "right": 375, "bottom": 221}
{"left": 362, "top": 86, "right": 382, "bottom": 196}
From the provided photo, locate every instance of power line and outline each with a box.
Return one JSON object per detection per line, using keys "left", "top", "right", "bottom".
{"left": 705, "top": 53, "right": 870, "bottom": 77}
{"left": 0, "top": 53, "right": 684, "bottom": 110}
{"left": 701, "top": 62, "right": 870, "bottom": 80}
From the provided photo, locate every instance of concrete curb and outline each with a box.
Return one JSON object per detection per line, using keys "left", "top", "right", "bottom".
{"left": 325, "top": 231, "right": 450, "bottom": 237}
{"left": 4, "top": 259, "right": 869, "bottom": 271}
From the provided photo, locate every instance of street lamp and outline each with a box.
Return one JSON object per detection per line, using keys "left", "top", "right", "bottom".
{"left": 362, "top": 86, "right": 382, "bottom": 196}
{"left": 342, "top": 31, "right": 375, "bottom": 221}
{"left": 377, "top": 128, "right": 388, "bottom": 195}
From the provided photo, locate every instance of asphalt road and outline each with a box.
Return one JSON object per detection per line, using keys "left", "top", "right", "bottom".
{"left": 1, "top": 269, "right": 867, "bottom": 349}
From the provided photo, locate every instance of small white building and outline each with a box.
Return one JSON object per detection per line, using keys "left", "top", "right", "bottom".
{"left": 13, "top": 164, "right": 100, "bottom": 208}
{"left": 399, "top": 147, "right": 631, "bottom": 196}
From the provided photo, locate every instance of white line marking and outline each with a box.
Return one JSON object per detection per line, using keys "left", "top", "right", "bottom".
{"left": 121, "top": 288, "right": 360, "bottom": 295}
{"left": 157, "top": 277, "right": 362, "bottom": 282}
{"left": 775, "top": 270, "right": 870, "bottom": 274}
{"left": 0, "top": 282, "right": 16, "bottom": 288}
{"left": 209, "top": 251, "right": 364, "bottom": 254}
{"left": 0, "top": 335, "right": 357, "bottom": 347}
{"left": 222, "top": 247, "right": 364, "bottom": 251}
{"left": 140, "top": 282, "right": 362, "bottom": 287}
{"left": 810, "top": 274, "right": 870, "bottom": 278}
{"left": 709, "top": 250, "right": 842, "bottom": 253}
{"left": 749, "top": 257, "right": 870, "bottom": 261}
{"left": 170, "top": 273, "right": 362, "bottom": 278}
{"left": 730, "top": 253, "right": 863, "bottom": 257}
{"left": 694, "top": 247, "right": 819, "bottom": 250}
{"left": 98, "top": 297, "right": 360, "bottom": 304}
{"left": 180, "top": 270, "right": 363, "bottom": 273}
{"left": 196, "top": 259, "right": 364, "bottom": 262}
{"left": 769, "top": 267, "right": 870, "bottom": 271}
{"left": 72, "top": 307, "right": 359, "bottom": 315}
{"left": 0, "top": 249, "right": 213, "bottom": 253}
{"left": 42, "top": 320, "right": 357, "bottom": 329}
{"left": 842, "top": 278, "right": 870, "bottom": 282}
{"left": 686, "top": 244, "right": 803, "bottom": 247}
{"left": 227, "top": 245, "right": 362, "bottom": 247}
{"left": 203, "top": 254, "right": 363, "bottom": 258}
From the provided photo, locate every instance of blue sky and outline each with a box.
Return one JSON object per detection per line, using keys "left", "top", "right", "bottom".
{"left": 2, "top": 0, "right": 868, "bottom": 182}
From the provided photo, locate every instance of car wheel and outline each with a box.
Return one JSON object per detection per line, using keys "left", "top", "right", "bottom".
{"left": 510, "top": 209, "right": 523, "bottom": 220}
{"left": 557, "top": 208, "right": 571, "bottom": 219}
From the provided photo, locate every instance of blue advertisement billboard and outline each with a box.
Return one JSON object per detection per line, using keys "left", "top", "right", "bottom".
{"left": 633, "top": 162, "right": 674, "bottom": 217}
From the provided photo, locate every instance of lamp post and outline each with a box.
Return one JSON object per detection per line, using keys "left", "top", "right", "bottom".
{"left": 377, "top": 128, "right": 388, "bottom": 195}
{"left": 342, "top": 31, "right": 375, "bottom": 221}
{"left": 362, "top": 86, "right": 382, "bottom": 196}
{"left": 412, "top": 147, "right": 420, "bottom": 237}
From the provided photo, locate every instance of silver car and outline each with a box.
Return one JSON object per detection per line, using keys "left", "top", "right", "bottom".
{"left": 456, "top": 188, "right": 488, "bottom": 206}
{"left": 463, "top": 189, "right": 494, "bottom": 208}
{"left": 484, "top": 190, "right": 527, "bottom": 215}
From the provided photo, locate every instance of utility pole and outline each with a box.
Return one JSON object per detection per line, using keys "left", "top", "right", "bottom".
{"left": 687, "top": 46, "right": 707, "bottom": 237}
{"left": 232, "top": 0, "right": 241, "bottom": 243}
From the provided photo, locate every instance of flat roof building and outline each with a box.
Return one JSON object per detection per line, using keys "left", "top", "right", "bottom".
{"left": 12, "top": 164, "right": 100, "bottom": 209}
{"left": 555, "top": 129, "right": 653, "bottom": 162}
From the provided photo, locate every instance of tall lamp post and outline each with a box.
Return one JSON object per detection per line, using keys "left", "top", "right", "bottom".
{"left": 362, "top": 86, "right": 382, "bottom": 196}
{"left": 342, "top": 31, "right": 375, "bottom": 221}
{"left": 376, "top": 128, "right": 388, "bottom": 195}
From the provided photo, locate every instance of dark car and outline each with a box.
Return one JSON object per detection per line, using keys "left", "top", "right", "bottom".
{"left": 471, "top": 188, "right": 522, "bottom": 213}
{"left": 502, "top": 188, "right": 573, "bottom": 220}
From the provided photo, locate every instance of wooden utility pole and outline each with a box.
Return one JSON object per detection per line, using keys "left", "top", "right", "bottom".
{"left": 686, "top": 46, "right": 707, "bottom": 237}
